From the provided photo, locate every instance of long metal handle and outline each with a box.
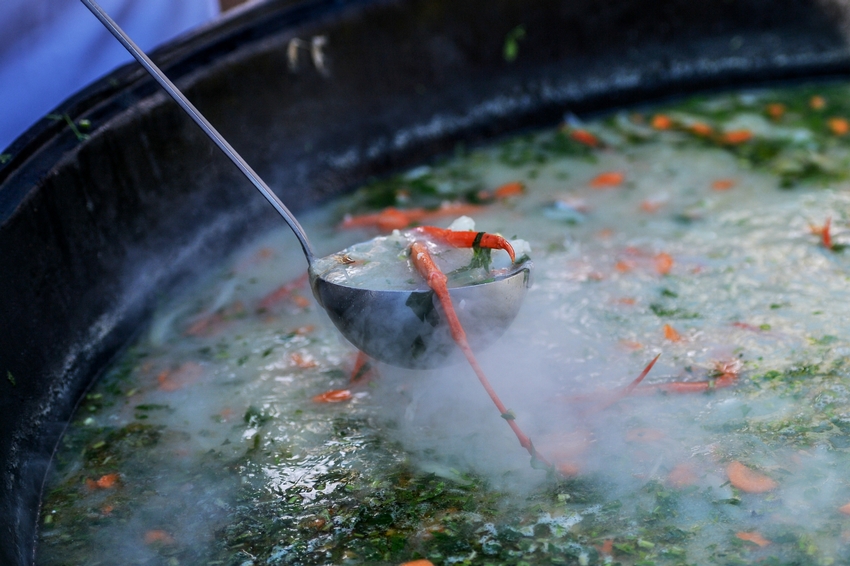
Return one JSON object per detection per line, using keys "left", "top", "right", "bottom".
{"left": 80, "top": 0, "right": 316, "bottom": 265}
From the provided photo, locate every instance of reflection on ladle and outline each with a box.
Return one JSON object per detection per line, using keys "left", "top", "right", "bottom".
{"left": 80, "top": 0, "right": 531, "bottom": 369}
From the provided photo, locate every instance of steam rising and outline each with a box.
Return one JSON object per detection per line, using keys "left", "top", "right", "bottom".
{"left": 38, "top": 91, "right": 850, "bottom": 564}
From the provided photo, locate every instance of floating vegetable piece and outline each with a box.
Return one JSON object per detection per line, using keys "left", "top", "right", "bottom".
{"left": 589, "top": 171, "right": 625, "bottom": 188}
{"left": 713, "top": 358, "right": 742, "bottom": 379}
{"left": 821, "top": 216, "right": 833, "bottom": 250}
{"left": 640, "top": 194, "right": 668, "bottom": 212}
{"left": 808, "top": 217, "right": 834, "bottom": 250}
{"left": 290, "top": 352, "right": 318, "bottom": 369}
{"left": 655, "top": 252, "right": 674, "bottom": 275}
{"left": 86, "top": 473, "right": 120, "bottom": 490}
{"left": 736, "top": 531, "right": 771, "bottom": 547}
{"left": 711, "top": 179, "right": 736, "bottom": 191}
{"left": 726, "top": 461, "right": 778, "bottom": 493}
{"left": 257, "top": 273, "right": 309, "bottom": 311}
{"left": 663, "top": 324, "right": 682, "bottom": 342}
{"left": 400, "top": 560, "right": 435, "bottom": 566}
{"left": 689, "top": 121, "right": 714, "bottom": 137}
{"left": 312, "top": 352, "right": 376, "bottom": 402}
{"left": 828, "top": 117, "right": 849, "bottom": 136}
{"left": 95, "top": 473, "right": 119, "bottom": 488}
{"left": 342, "top": 206, "right": 412, "bottom": 231}
{"left": 597, "top": 539, "right": 614, "bottom": 556}
{"left": 640, "top": 360, "right": 740, "bottom": 394}
{"left": 620, "top": 339, "right": 643, "bottom": 351}
{"left": 157, "top": 362, "right": 204, "bottom": 392}
{"left": 569, "top": 128, "right": 600, "bottom": 147}
{"left": 765, "top": 103, "right": 786, "bottom": 120}
{"left": 839, "top": 502, "right": 850, "bottom": 515}
{"left": 810, "top": 95, "right": 826, "bottom": 110}
{"left": 491, "top": 180, "right": 526, "bottom": 199}
{"left": 651, "top": 114, "right": 673, "bottom": 130}
{"left": 312, "top": 389, "right": 353, "bottom": 403}
{"left": 340, "top": 202, "right": 484, "bottom": 231}
{"left": 538, "top": 430, "right": 591, "bottom": 476}
{"left": 350, "top": 350, "right": 376, "bottom": 386}
{"left": 720, "top": 130, "right": 753, "bottom": 145}
{"left": 144, "top": 530, "right": 175, "bottom": 545}
{"left": 615, "top": 260, "right": 634, "bottom": 273}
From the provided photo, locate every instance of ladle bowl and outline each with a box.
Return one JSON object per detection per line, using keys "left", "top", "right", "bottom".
{"left": 81, "top": 0, "right": 531, "bottom": 369}
{"left": 313, "top": 260, "right": 531, "bottom": 368}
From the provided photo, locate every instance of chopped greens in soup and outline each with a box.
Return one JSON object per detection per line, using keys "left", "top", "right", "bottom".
{"left": 37, "top": 83, "right": 850, "bottom": 566}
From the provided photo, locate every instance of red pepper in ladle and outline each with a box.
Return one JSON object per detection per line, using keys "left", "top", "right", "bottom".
{"left": 79, "top": 0, "right": 531, "bottom": 370}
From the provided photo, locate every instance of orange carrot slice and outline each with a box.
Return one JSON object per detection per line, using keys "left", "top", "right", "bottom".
{"left": 736, "top": 531, "right": 771, "bottom": 547}
{"left": 810, "top": 95, "right": 826, "bottom": 110}
{"left": 840, "top": 502, "right": 850, "bottom": 515}
{"left": 589, "top": 171, "right": 625, "bottom": 188}
{"left": 569, "top": 129, "right": 600, "bottom": 147}
{"left": 663, "top": 324, "right": 682, "bottom": 342}
{"left": 828, "top": 117, "right": 850, "bottom": 136}
{"left": 822, "top": 217, "right": 833, "bottom": 250}
{"left": 312, "top": 389, "right": 353, "bottom": 403}
{"left": 651, "top": 114, "right": 673, "bottom": 130}
{"left": 400, "top": 560, "right": 435, "bottom": 566}
{"left": 492, "top": 181, "right": 525, "bottom": 199}
{"left": 720, "top": 130, "right": 753, "bottom": 144}
{"left": 95, "top": 473, "right": 119, "bottom": 489}
{"left": 727, "top": 461, "right": 778, "bottom": 493}
{"left": 157, "top": 362, "right": 204, "bottom": 392}
{"left": 766, "top": 103, "right": 786, "bottom": 120}
{"left": 689, "top": 122, "right": 713, "bottom": 137}
{"left": 144, "top": 530, "right": 175, "bottom": 545}
{"left": 640, "top": 199, "right": 664, "bottom": 213}
{"left": 655, "top": 252, "right": 673, "bottom": 275}
{"left": 711, "top": 179, "right": 736, "bottom": 191}
{"left": 257, "top": 273, "right": 309, "bottom": 311}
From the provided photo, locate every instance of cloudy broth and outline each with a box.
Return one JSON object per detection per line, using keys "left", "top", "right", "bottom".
{"left": 37, "top": 83, "right": 850, "bottom": 565}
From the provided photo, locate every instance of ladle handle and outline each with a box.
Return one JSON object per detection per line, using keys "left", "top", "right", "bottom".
{"left": 80, "top": 0, "right": 316, "bottom": 265}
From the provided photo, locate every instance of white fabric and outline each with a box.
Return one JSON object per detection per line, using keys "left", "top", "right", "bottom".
{"left": 0, "top": 0, "right": 219, "bottom": 151}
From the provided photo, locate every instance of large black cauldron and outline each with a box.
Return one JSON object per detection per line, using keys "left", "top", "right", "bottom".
{"left": 3, "top": 0, "right": 850, "bottom": 563}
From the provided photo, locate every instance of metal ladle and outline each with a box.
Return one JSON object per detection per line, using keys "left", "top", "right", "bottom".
{"left": 81, "top": 0, "right": 531, "bottom": 369}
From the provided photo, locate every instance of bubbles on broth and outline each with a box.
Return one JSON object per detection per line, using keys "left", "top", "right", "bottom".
{"left": 38, "top": 83, "right": 850, "bottom": 565}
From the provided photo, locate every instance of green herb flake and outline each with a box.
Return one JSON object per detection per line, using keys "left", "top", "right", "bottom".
{"left": 503, "top": 25, "right": 525, "bottom": 63}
